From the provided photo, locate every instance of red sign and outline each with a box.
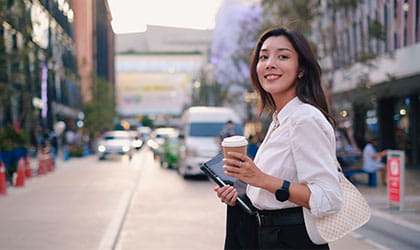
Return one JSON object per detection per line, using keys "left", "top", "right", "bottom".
{"left": 387, "top": 158, "right": 401, "bottom": 203}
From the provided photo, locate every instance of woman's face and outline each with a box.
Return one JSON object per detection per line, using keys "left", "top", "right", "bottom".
{"left": 256, "top": 35, "right": 301, "bottom": 100}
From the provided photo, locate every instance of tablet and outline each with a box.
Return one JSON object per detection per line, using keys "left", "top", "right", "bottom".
{"left": 200, "top": 152, "right": 257, "bottom": 215}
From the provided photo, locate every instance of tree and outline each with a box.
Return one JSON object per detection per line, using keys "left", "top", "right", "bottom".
{"left": 261, "top": 0, "right": 319, "bottom": 35}
{"left": 210, "top": 2, "right": 263, "bottom": 119}
{"left": 140, "top": 115, "right": 153, "bottom": 128}
{"left": 83, "top": 76, "right": 116, "bottom": 138}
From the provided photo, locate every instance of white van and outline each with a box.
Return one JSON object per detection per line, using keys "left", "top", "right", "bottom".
{"left": 178, "top": 106, "right": 243, "bottom": 177}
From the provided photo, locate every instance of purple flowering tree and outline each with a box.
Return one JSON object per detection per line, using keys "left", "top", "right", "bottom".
{"left": 211, "top": 1, "right": 262, "bottom": 119}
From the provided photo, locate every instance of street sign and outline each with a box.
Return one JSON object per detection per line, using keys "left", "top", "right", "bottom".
{"left": 387, "top": 150, "right": 405, "bottom": 210}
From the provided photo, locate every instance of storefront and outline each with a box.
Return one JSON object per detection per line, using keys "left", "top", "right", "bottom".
{"left": 333, "top": 74, "right": 420, "bottom": 169}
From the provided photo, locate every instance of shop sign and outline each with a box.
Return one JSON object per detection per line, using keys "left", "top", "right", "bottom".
{"left": 387, "top": 150, "right": 405, "bottom": 210}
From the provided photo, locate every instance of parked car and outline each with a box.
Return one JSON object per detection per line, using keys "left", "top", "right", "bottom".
{"left": 159, "top": 133, "right": 182, "bottom": 169}
{"left": 96, "top": 130, "right": 135, "bottom": 160}
{"left": 147, "top": 127, "right": 179, "bottom": 158}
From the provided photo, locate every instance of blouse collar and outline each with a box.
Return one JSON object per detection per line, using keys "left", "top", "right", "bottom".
{"left": 273, "top": 96, "right": 301, "bottom": 125}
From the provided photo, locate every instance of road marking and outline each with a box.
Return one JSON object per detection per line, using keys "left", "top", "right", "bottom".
{"left": 97, "top": 191, "right": 130, "bottom": 250}
{"left": 371, "top": 209, "right": 420, "bottom": 232}
{"left": 98, "top": 148, "right": 148, "bottom": 250}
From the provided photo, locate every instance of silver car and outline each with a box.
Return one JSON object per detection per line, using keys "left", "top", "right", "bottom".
{"left": 97, "top": 130, "right": 134, "bottom": 160}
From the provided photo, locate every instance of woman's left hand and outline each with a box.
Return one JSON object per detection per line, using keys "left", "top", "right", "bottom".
{"left": 223, "top": 152, "right": 266, "bottom": 187}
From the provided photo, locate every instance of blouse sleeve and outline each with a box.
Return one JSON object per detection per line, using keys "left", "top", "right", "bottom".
{"left": 289, "top": 113, "right": 342, "bottom": 218}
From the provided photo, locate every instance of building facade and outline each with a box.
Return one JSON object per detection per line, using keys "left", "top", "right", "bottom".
{"left": 0, "top": 0, "right": 81, "bottom": 146}
{"left": 316, "top": 0, "right": 420, "bottom": 168}
{"left": 115, "top": 25, "right": 212, "bottom": 127}
{"left": 71, "top": 0, "right": 115, "bottom": 103}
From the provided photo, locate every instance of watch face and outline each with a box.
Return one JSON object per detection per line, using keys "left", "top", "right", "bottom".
{"left": 275, "top": 180, "right": 290, "bottom": 202}
{"left": 275, "top": 189, "right": 289, "bottom": 202}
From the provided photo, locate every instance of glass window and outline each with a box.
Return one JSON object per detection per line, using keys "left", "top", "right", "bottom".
{"left": 189, "top": 122, "right": 242, "bottom": 137}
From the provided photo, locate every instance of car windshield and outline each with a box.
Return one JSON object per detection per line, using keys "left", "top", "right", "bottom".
{"left": 189, "top": 122, "right": 242, "bottom": 137}
{"left": 104, "top": 135, "right": 131, "bottom": 140}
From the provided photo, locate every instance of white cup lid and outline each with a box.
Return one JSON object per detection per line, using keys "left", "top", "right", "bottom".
{"left": 222, "top": 136, "right": 248, "bottom": 147}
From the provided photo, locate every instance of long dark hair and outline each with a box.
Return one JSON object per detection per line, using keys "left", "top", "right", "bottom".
{"left": 249, "top": 28, "right": 335, "bottom": 127}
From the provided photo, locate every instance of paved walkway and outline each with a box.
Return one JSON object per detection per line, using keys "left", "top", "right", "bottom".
{"left": 13, "top": 154, "right": 420, "bottom": 249}
{"left": 353, "top": 168, "right": 420, "bottom": 227}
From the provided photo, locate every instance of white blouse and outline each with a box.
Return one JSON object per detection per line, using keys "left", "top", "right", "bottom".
{"left": 247, "top": 97, "right": 342, "bottom": 218}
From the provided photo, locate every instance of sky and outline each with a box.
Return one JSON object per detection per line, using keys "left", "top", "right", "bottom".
{"left": 107, "top": 0, "right": 224, "bottom": 34}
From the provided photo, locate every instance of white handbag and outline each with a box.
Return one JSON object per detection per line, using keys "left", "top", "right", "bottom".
{"left": 315, "top": 166, "right": 371, "bottom": 242}
{"left": 286, "top": 118, "right": 371, "bottom": 243}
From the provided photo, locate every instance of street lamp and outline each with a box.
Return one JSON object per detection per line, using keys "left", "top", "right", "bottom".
{"left": 193, "top": 81, "right": 201, "bottom": 89}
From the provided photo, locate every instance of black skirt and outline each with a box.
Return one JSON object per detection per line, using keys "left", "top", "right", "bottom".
{"left": 224, "top": 204, "right": 329, "bottom": 250}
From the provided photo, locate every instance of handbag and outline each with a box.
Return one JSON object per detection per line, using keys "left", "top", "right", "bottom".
{"left": 287, "top": 119, "right": 371, "bottom": 243}
{"left": 315, "top": 165, "right": 371, "bottom": 242}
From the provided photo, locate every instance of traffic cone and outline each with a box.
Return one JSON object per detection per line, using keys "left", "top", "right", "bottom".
{"left": 0, "top": 162, "right": 7, "bottom": 196}
{"left": 14, "top": 157, "right": 25, "bottom": 187}
{"left": 25, "top": 155, "right": 32, "bottom": 178}
{"left": 37, "top": 153, "right": 47, "bottom": 175}
{"left": 47, "top": 153, "right": 54, "bottom": 172}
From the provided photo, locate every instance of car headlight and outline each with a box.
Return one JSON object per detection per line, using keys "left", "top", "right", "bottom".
{"left": 98, "top": 145, "right": 106, "bottom": 152}
{"left": 132, "top": 140, "right": 143, "bottom": 147}
{"left": 147, "top": 140, "right": 158, "bottom": 149}
{"left": 122, "top": 145, "right": 130, "bottom": 152}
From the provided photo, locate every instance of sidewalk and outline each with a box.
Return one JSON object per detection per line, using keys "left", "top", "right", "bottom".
{"left": 343, "top": 167, "right": 420, "bottom": 249}
{"left": 27, "top": 151, "right": 80, "bottom": 173}
{"left": 354, "top": 167, "right": 420, "bottom": 226}
{"left": 15, "top": 152, "right": 420, "bottom": 249}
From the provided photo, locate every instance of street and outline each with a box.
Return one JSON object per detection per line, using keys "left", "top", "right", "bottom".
{"left": 0, "top": 148, "right": 226, "bottom": 250}
{"left": 0, "top": 147, "right": 419, "bottom": 250}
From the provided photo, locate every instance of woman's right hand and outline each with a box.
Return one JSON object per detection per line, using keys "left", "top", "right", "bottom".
{"left": 213, "top": 185, "right": 238, "bottom": 206}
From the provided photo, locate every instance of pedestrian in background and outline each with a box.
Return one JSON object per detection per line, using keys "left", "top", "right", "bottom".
{"left": 219, "top": 120, "right": 236, "bottom": 139}
{"left": 216, "top": 120, "right": 237, "bottom": 150}
{"left": 362, "top": 137, "right": 387, "bottom": 185}
{"left": 214, "top": 27, "right": 342, "bottom": 249}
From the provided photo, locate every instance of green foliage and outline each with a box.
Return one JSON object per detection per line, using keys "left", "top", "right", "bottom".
{"left": 69, "top": 145, "right": 83, "bottom": 157}
{"left": 369, "top": 20, "right": 386, "bottom": 41}
{"left": 329, "top": 0, "right": 361, "bottom": 11}
{"left": 83, "top": 76, "right": 116, "bottom": 138}
{"left": 141, "top": 115, "right": 154, "bottom": 128}
{"left": 262, "top": 0, "right": 318, "bottom": 36}
{"left": 357, "top": 52, "right": 378, "bottom": 63}
{"left": 0, "top": 124, "right": 30, "bottom": 150}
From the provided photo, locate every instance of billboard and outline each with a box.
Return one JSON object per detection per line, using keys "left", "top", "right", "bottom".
{"left": 117, "top": 72, "right": 191, "bottom": 116}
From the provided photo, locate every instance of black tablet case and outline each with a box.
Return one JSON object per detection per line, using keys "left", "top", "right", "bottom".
{"left": 200, "top": 152, "right": 257, "bottom": 215}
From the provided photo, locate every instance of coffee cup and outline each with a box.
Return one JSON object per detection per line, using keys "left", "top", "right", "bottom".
{"left": 222, "top": 136, "right": 248, "bottom": 159}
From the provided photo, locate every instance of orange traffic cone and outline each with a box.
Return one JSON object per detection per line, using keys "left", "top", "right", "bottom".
{"left": 14, "top": 157, "right": 26, "bottom": 187}
{"left": 47, "top": 153, "right": 54, "bottom": 172}
{"left": 0, "top": 162, "right": 7, "bottom": 196}
{"left": 37, "top": 153, "right": 47, "bottom": 175}
{"left": 25, "top": 155, "right": 32, "bottom": 178}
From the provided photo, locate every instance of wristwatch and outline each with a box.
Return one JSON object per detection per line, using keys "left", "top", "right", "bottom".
{"left": 275, "top": 180, "right": 290, "bottom": 202}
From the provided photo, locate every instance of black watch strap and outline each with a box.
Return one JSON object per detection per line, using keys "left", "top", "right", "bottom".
{"left": 282, "top": 180, "right": 290, "bottom": 190}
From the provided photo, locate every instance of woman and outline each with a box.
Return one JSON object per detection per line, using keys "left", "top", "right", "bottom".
{"left": 214, "top": 28, "right": 342, "bottom": 249}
